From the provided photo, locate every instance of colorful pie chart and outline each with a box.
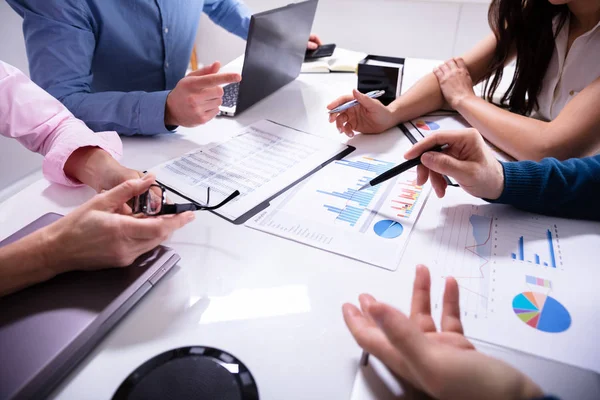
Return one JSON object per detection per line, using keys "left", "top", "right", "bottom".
{"left": 512, "top": 292, "right": 571, "bottom": 333}
{"left": 415, "top": 120, "right": 440, "bottom": 131}
{"left": 373, "top": 220, "right": 404, "bottom": 239}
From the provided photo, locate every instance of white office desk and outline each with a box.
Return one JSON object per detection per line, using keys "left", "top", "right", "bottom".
{"left": 0, "top": 68, "right": 598, "bottom": 400}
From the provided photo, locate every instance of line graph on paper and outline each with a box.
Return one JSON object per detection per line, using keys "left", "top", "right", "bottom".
{"left": 432, "top": 205, "right": 497, "bottom": 319}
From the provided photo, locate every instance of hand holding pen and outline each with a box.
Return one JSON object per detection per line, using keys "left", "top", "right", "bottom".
{"left": 327, "top": 89, "right": 397, "bottom": 138}
{"left": 358, "top": 144, "right": 448, "bottom": 191}
{"left": 328, "top": 90, "right": 385, "bottom": 114}
{"left": 404, "top": 129, "right": 505, "bottom": 199}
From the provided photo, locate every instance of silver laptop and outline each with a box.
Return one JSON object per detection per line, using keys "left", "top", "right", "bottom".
{"left": 0, "top": 213, "right": 180, "bottom": 400}
{"left": 219, "top": 0, "right": 319, "bottom": 117}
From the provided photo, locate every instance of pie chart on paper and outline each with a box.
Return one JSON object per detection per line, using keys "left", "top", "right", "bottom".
{"left": 415, "top": 120, "right": 441, "bottom": 131}
{"left": 512, "top": 291, "right": 571, "bottom": 333}
{"left": 373, "top": 220, "right": 404, "bottom": 239}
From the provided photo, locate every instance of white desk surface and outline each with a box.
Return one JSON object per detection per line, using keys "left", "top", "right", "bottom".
{"left": 1, "top": 65, "right": 598, "bottom": 400}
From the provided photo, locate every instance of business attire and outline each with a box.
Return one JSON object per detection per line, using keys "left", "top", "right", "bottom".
{"left": 532, "top": 16, "right": 600, "bottom": 121}
{"left": 0, "top": 61, "right": 122, "bottom": 186}
{"left": 7, "top": 0, "right": 252, "bottom": 136}
{"left": 494, "top": 156, "right": 600, "bottom": 220}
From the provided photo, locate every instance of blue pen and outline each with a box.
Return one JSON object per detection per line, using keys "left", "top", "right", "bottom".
{"left": 328, "top": 90, "right": 385, "bottom": 114}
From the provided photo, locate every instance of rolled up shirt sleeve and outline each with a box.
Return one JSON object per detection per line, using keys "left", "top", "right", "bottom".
{"left": 0, "top": 61, "right": 122, "bottom": 186}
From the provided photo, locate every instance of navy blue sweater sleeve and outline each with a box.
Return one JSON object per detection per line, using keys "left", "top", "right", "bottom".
{"left": 492, "top": 155, "right": 600, "bottom": 220}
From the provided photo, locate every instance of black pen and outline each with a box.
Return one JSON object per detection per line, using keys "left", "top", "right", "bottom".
{"left": 358, "top": 144, "right": 448, "bottom": 191}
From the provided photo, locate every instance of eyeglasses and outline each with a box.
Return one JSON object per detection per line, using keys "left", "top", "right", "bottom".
{"left": 130, "top": 184, "right": 240, "bottom": 216}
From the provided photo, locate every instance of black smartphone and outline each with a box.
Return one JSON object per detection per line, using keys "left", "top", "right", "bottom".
{"left": 305, "top": 43, "right": 337, "bottom": 60}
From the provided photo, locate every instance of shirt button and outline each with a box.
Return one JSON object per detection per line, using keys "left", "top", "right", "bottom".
{"left": 164, "top": 27, "right": 169, "bottom": 34}
{"left": 165, "top": 62, "right": 169, "bottom": 69}
{"left": 569, "top": 90, "right": 575, "bottom": 96}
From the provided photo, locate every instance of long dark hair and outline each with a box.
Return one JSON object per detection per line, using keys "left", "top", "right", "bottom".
{"left": 483, "top": 0, "right": 569, "bottom": 115}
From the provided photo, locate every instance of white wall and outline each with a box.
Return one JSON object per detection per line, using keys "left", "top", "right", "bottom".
{"left": 195, "top": 0, "right": 491, "bottom": 66}
{"left": 0, "top": 0, "right": 491, "bottom": 201}
{"left": 0, "top": 1, "right": 43, "bottom": 201}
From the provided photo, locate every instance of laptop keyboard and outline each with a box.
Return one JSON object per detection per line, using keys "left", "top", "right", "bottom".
{"left": 222, "top": 82, "right": 240, "bottom": 108}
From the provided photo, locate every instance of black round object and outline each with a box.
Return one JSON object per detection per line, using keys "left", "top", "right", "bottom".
{"left": 112, "top": 347, "right": 259, "bottom": 400}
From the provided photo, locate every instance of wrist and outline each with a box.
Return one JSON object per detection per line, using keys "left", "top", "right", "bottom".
{"left": 488, "top": 160, "right": 506, "bottom": 200}
{"left": 387, "top": 101, "right": 408, "bottom": 127}
{"left": 64, "top": 147, "right": 114, "bottom": 190}
{"left": 451, "top": 92, "right": 477, "bottom": 112}
{"left": 164, "top": 92, "right": 177, "bottom": 127}
{"left": 34, "top": 225, "right": 64, "bottom": 278}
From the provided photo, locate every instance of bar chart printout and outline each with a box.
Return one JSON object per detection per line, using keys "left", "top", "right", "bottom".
{"left": 318, "top": 158, "right": 393, "bottom": 227}
{"left": 246, "top": 153, "right": 430, "bottom": 270}
{"left": 510, "top": 225, "right": 561, "bottom": 268}
{"left": 412, "top": 190, "right": 600, "bottom": 373}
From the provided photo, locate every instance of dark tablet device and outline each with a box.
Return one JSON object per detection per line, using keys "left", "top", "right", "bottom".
{"left": 0, "top": 213, "right": 180, "bottom": 400}
{"left": 305, "top": 43, "right": 337, "bottom": 60}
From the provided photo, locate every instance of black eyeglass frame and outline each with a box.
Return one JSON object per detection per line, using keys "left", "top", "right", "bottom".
{"left": 132, "top": 184, "right": 241, "bottom": 216}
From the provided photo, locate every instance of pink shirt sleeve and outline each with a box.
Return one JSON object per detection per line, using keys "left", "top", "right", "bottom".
{"left": 0, "top": 61, "right": 123, "bottom": 186}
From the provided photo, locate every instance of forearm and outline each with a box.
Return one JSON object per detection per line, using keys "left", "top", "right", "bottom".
{"left": 492, "top": 156, "right": 600, "bottom": 220}
{"left": 388, "top": 73, "right": 446, "bottom": 125}
{"left": 455, "top": 96, "right": 564, "bottom": 161}
{"left": 61, "top": 90, "right": 171, "bottom": 136}
{"left": 388, "top": 33, "right": 499, "bottom": 127}
{"left": 0, "top": 230, "right": 57, "bottom": 297}
{"left": 63, "top": 147, "right": 126, "bottom": 191}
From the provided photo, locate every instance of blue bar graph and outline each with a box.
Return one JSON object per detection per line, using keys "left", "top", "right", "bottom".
{"left": 320, "top": 176, "right": 382, "bottom": 227}
{"left": 547, "top": 229, "right": 557, "bottom": 268}
{"left": 511, "top": 230, "right": 558, "bottom": 268}
{"left": 317, "top": 157, "right": 398, "bottom": 227}
{"left": 518, "top": 236, "right": 524, "bottom": 260}
{"left": 335, "top": 158, "right": 395, "bottom": 175}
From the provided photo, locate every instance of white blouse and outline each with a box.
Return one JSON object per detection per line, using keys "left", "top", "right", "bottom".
{"left": 531, "top": 15, "right": 600, "bottom": 121}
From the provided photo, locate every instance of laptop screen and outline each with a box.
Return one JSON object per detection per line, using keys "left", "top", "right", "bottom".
{"left": 235, "top": 0, "right": 319, "bottom": 114}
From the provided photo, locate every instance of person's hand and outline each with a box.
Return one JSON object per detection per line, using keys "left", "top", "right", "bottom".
{"left": 433, "top": 58, "right": 477, "bottom": 110}
{"left": 307, "top": 34, "right": 323, "bottom": 50}
{"left": 343, "top": 265, "right": 544, "bottom": 400}
{"left": 64, "top": 146, "right": 144, "bottom": 192}
{"left": 43, "top": 174, "right": 195, "bottom": 271}
{"left": 327, "top": 89, "right": 396, "bottom": 138}
{"left": 403, "top": 129, "right": 505, "bottom": 199}
{"left": 165, "top": 61, "right": 241, "bottom": 127}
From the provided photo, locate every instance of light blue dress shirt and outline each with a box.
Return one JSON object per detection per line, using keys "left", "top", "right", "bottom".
{"left": 7, "top": 0, "right": 251, "bottom": 135}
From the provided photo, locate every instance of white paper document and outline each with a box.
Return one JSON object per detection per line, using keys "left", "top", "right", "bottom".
{"left": 402, "top": 189, "right": 600, "bottom": 372}
{"left": 246, "top": 129, "right": 431, "bottom": 270}
{"left": 404, "top": 114, "right": 514, "bottom": 162}
{"left": 150, "top": 120, "right": 350, "bottom": 221}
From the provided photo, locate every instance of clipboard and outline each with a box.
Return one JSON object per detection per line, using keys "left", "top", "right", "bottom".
{"left": 155, "top": 120, "right": 356, "bottom": 225}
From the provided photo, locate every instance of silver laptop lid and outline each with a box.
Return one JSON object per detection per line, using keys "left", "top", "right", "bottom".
{"left": 0, "top": 213, "right": 180, "bottom": 400}
{"left": 219, "top": 0, "right": 319, "bottom": 116}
